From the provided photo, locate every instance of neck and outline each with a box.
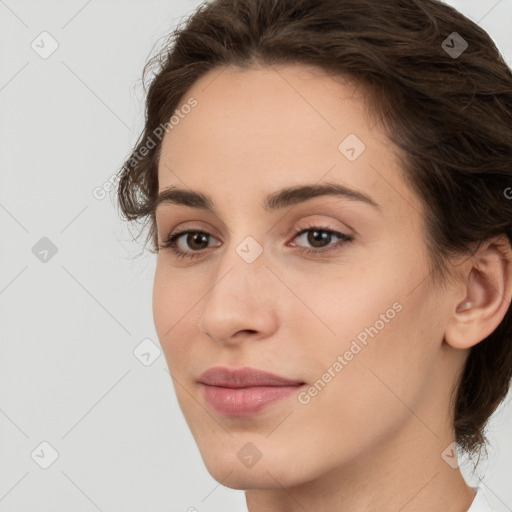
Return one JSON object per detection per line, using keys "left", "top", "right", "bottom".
{"left": 245, "top": 413, "right": 476, "bottom": 512}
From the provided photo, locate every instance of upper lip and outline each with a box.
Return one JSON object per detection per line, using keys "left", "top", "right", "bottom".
{"left": 198, "top": 367, "right": 305, "bottom": 388}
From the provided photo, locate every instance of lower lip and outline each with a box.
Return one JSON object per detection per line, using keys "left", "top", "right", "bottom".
{"left": 201, "top": 384, "right": 303, "bottom": 417}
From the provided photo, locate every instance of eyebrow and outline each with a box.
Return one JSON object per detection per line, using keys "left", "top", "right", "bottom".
{"left": 153, "top": 182, "right": 380, "bottom": 214}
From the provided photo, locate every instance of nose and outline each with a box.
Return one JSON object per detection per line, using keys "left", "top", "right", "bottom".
{"left": 199, "top": 240, "right": 279, "bottom": 347}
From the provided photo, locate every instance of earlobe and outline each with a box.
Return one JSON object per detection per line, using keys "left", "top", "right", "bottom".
{"left": 444, "top": 235, "right": 512, "bottom": 350}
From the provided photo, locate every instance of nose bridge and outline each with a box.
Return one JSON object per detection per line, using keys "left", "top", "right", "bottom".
{"left": 213, "top": 221, "right": 269, "bottom": 289}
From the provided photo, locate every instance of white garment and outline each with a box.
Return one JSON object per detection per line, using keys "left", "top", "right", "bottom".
{"left": 467, "top": 486, "right": 493, "bottom": 512}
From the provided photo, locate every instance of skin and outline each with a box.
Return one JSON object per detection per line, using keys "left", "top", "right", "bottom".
{"left": 152, "top": 64, "right": 512, "bottom": 512}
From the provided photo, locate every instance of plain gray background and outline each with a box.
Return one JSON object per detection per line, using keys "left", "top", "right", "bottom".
{"left": 1, "top": 1, "right": 511, "bottom": 511}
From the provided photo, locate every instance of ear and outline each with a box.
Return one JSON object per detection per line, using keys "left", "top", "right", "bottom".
{"left": 445, "top": 235, "right": 512, "bottom": 350}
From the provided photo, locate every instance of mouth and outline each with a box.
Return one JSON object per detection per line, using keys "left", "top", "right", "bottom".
{"left": 197, "top": 366, "right": 306, "bottom": 417}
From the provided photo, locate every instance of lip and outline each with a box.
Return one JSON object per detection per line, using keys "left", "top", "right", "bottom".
{"left": 198, "top": 366, "right": 305, "bottom": 417}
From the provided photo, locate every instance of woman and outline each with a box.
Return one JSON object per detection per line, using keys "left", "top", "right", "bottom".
{"left": 116, "top": 0, "right": 512, "bottom": 510}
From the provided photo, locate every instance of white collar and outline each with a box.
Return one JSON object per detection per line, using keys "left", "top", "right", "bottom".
{"left": 467, "top": 486, "right": 493, "bottom": 512}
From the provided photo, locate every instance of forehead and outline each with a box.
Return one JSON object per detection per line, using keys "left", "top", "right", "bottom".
{"left": 159, "top": 64, "right": 372, "bottom": 165}
{"left": 157, "top": 64, "right": 420, "bottom": 221}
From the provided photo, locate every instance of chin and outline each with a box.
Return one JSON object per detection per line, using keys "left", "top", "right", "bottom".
{"left": 205, "top": 463, "right": 293, "bottom": 490}
{"left": 199, "top": 446, "right": 316, "bottom": 490}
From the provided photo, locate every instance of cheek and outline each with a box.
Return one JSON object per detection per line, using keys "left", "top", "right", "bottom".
{"left": 294, "top": 242, "right": 438, "bottom": 409}
{"left": 152, "top": 261, "right": 196, "bottom": 366}
{"left": 152, "top": 263, "right": 173, "bottom": 340}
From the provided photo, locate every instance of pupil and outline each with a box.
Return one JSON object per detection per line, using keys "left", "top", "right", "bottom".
{"left": 189, "top": 232, "right": 208, "bottom": 250}
{"left": 308, "top": 230, "right": 330, "bottom": 248}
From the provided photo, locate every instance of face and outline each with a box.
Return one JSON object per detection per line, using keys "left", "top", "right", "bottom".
{"left": 153, "top": 64, "right": 460, "bottom": 489}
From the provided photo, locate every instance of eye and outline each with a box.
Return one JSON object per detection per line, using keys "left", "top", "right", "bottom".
{"left": 159, "top": 225, "right": 353, "bottom": 260}
{"left": 159, "top": 230, "right": 220, "bottom": 260}
{"left": 290, "top": 225, "right": 353, "bottom": 256}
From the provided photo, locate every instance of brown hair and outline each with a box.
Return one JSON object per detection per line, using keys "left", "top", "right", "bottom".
{"left": 116, "top": 0, "right": 512, "bottom": 461}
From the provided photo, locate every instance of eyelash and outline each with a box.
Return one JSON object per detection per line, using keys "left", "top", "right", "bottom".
{"left": 159, "top": 224, "right": 353, "bottom": 261}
